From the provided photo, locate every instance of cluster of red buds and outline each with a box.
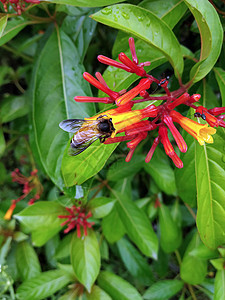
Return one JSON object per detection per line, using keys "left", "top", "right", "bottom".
{"left": 58, "top": 206, "right": 94, "bottom": 238}
{"left": 75, "top": 37, "right": 225, "bottom": 168}
{"left": 0, "top": 0, "right": 39, "bottom": 15}
{"left": 4, "top": 168, "right": 43, "bottom": 220}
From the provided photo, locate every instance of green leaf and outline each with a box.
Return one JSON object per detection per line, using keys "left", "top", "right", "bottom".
{"left": 143, "top": 279, "right": 184, "bottom": 300}
{"left": 180, "top": 232, "right": 207, "bottom": 284}
{"left": 189, "top": 244, "right": 218, "bottom": 260}
{"left": 14, "top": 201, "right": 65, "bottom": 246}
{"left": 88, "top": 197, "right": 115, "bottom": 218}
{"left": 0, "top": 15, "right": 8, "bottom": 38}
{"left": 16, "top": 241, "right": 41, "bottom": 280}
{"left": 107, "top": 155, "right": 144, "bottom": 181}
{"left": 16, "top": 269, "right": 72, "bottom": 300}
{"left": 98, "top": 271, "right": 142, "bottom": 300}
{"left": 71, "top": 229, "right": 100, "bottom": 292}
{"left": 30, "top": 28, "right": 95, "bottom": 189}
{"left": 159, "top": 204, "right": 182, "bottom": 253}
{"left": 91, "top": 4, "right": 183, "bottom": 77}
{"left": 117, "top": 238, "right": 154, "bottom": 285}
{"left": 55, "top": 233, "right": 72, "bottom": 260}
{"left": 214, "top": 67, "right": 225, "bottom": 106}
{"left": 214, "top": 270, "right": 225, "bottom": 300}
{"left": 0, "top": 95, "right": 29, "bottom": 123}
{"left": 86, "top": 285, "right": 112, "bottom": 300}
{"left": 42, "top": 0, "right": 125, "bottom": 7}
{"left": 113, "top": 190, "right": 158, "bottom": 259}
{"left": 185, "top": 0, "right": 223, "bottom": 82}
{"left": 0, "top": 127, "right": 6, "bottom": 158}
{"left": 139, "top": 0, "right": 188, "bottom": 29}
{"left": 210, "top": 258, "right": 225, "bottom": 271}
{"left": 0, "top": 16, "right": 32, "bottom": 46}
{"left": 196, "top": 128, "right": 225, "bottom": 249}
{"left": 102, "top": 205, "right": 126, "bottom": 243}
{"left": 61, "top": 140, "right": 118, "bottom": 187}
{"left": 144, "top": 147, "right": 176, "bottom": 195}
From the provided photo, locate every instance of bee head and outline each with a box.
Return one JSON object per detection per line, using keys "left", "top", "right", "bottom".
{"left": 98, "top": 119, "right": 111, "bottom": 132}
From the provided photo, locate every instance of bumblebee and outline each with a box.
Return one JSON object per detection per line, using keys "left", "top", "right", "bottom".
{"left": 59, "top": 115, "right": 115, "bottom": 156}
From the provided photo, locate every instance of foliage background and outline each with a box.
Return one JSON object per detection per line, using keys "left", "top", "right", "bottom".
{"left": 0, "top": 0, "right": 225, "bottom": 299}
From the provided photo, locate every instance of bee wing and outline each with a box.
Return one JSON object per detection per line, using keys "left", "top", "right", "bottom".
{"left": 69, "top": 135, "right": 100, "bottom": 156}
{"left": 59, "top": 119, "right": 86, "bottom": 133}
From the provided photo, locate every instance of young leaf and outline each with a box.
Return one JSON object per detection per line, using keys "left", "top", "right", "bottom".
{"left": 113, "top": 190, "right": 158, "bottom": 259}
{"left": 86, "top": 285, "right": 112, "bottom": 300}
{"left": 30, "top": 28, "right": 95, "bottom": 189}
{"left": 92, "top": 4, "right": 183, "bottom": 77}
{"left": 97, "top": 271, "right": 142, "bottom": 300}
{"left": 16, "top": 269, "right": 72, "bottom": 300}
{"left": 196, "top": 128, "right": 225, "bottom": 249}
{"left": 214, "top": 67, "right": 225, "bottom": 106}
{"left": 143, "top": 279, "right": 184, "bottom": 300}
{"left": 70, "top": 229, "right": 100, "bottom": 292}
{"left": 185, "top": 0, "right": 223, "bottom": 82}
{"left": 214, "top": 270, "right": 225, "bottom": 300}
{"left": 117, "top": 237, "right": 154, "bottom": 285}
{"left": 16, "top": 241, "right": 41, "bottom": 280}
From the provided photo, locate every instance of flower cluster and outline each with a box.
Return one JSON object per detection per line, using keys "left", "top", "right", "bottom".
{"left": 4, "top": 168, "right": 43, "bottom": 220}
{"left": 0, "top": 0, "right": 39, "bottom": 15}
{"left": 74, "top": 37, "right": 225, "bottom": 168}
{"left": 58, "top": 205, "right": 94, "bottom": 238}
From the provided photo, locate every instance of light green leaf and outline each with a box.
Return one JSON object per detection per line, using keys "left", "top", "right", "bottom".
{"left": 71, "top": 229, "right": 100, "bottom": 292}
{"left": 86, "top": 285, "right": 112, "bottom": 300}
{"left": 214, "top": 270, "right": 225, "bottom": 300}
{"left": 0, "top": 127, "right": 6, "bottom": 157}
{"left": 0, "top": 15, "right": 8, "bottom": 38}
{"left": 214, "top": 67, "right": 225, "bottom": 106}
{"left": 92, "top": 4, "right": 183, "bottom": 77}
{"left": 88, "top": 197, "right": 115, "bottom": 218}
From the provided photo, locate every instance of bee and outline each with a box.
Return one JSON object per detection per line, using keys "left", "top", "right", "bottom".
{"left": 59, "top": 115, "right": 115, "bottom": 156}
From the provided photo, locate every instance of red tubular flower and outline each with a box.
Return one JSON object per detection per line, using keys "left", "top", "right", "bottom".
{"left": 126, "top": 132, "right": 148, "bottom": 162}
{"left": 145, "top": 136, "right": 160, "bottom": 163}
{"left": 129, "top": 37, "right": 138, "bottom": 65}
{"left": 208, "top": 107, "right": 225, "bottom": 116}
{"left": 195, "top": 106, "right": 219, "bottom": 127}
{"left": 170, "top": 152, "right": 183, "bottom": 169}
{"left": 163, "top": 115, "right": 187, "bottom": 153}
{"left": 167, "top": 93, "right": 190, "bottom": 110}
{"left": 58, "top": 206, "right": 94, "bottom": 238}
{"left": 98, "top": 55, "right": 131, "bottom": 72}
{"left": 118, "top": 52, "right": 147, "bottom": 76}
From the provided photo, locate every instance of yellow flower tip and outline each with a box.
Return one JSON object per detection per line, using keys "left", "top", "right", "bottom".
{"left": 198, "top": 126, "right": 216, "bottom": 145}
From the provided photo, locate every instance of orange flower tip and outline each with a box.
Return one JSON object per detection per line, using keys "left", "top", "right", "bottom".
{"left": 4, "top": 203, "right": 16, "bottom": 220}
{"left": 192, "top": 94, "right": 201, "bottom": 102}
{"left": 125, "top": 148, "right": 135, "bottom": 162}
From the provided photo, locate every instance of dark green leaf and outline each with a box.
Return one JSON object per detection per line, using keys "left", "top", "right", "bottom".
{"left": 180, "top": 232, "right": 207, "bottom": 284}
{"left": 214, "top": 67, "right": 225, "bottom": 106}
{"left": 16, "top": 269, "right": 72, "bottom": 300}
{"left": 185, "top": 0, "right": 223, "bottom": 82}
{"left": 30, "top": 28, "right": 94, "bottom": 189}
{"left": 71, "top": 229, "right": 100, "bottom": 292}
{"left": 98, "top": 271, "right": 142, "bottom": 300}
{"left": 43, "top": 0, "right": 125, "bottom": 6}
{"left": 144, "top": 147, "right": 176, "bottom": 195}
{"left": 102, "top": 205, "right": 126, "bottom": 243}
{"left": 143, "top": 279, "right": 184, "bottom": 300}
{"left": 113, "top": 190, "right": 158, "bottom": 259}
{"left": 0, "top": 15, "right": 7, "bottom": 38}
{"left": 117, "top": 237, "right": 154, "bottom": 285}
{"left": 196, "top": 128, "right": 225, "bottom": 249}
{"left": 0, "top": 95, "right": 28, "bottom": 123}
{"left": 0, "top": 128, "right": 6, "bottom": 158}
{"left": 16, "top": 241, "right": 41, "bottom": 280}
{"left": 107, "top": 155, "right": 144, "bottom": 181}
{"left": 92, "top": 4, "right": 183, "bottom": 77}
{"left": 55, "top": 233, "right": 72, "bottom": 260}
{"left": 86, "top": 285, "right": 112, "bottom": 300}
{"left": 88, "top": 197, "right": 115, "bottom": 218}
{"left": 214, "top": 270, "right": 225, "bottom": 300}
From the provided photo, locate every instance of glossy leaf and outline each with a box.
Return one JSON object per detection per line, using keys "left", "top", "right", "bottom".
{"left": 143, "top": 279, "right": 184, "bottom": 300}
{"left": 180, "top": 232, "right": 208, "bottom": 284}
{"left": 113, "top": 190, "right": 158, "bottom": 259}
{"left": 0, "top": 16, "right": 32, "bottom": 46}
{"left": 88, "top": 197, "right": 115, "bottom": 218}
{"left": 92, "top": 4, "right": 183, "bottom": 77}
{"left": 71, "top": 229, "right": 100, "bottom": 292}
{"left": 16, "top": 241, "right": 41, "bottom": 280}
{"left": 102, "top": 205, "right": 126, "bottom": 244}
{"left": 16, "top": 270, "right": 72, "bottom": 300}
{"left": 214, "top": 67, "right": 225, "bottom": 106}
{"left": 62, "top": 140, "right": 118, "bottom": 187}
{"left": 159, "top": 204, "right": 182, "bottom": 253}
{"left": 144, "top": 147, "right": 176, "bottom": 195}
{"left": 86, "top": 285, "right": 112, "bottom": 300}
{"left": 139, "top": 0, "right": 188, "bottom": 29}
{"left": 54, "top": 234, "right": 72, "bottom": 260}
{"left": 42, "top": 0, "right": 125, "bottom": 7}
{"left": 185, "top": 0, "right": 223, "bottom": 82}
{"left": 0, "top": 15, "right": 7, "bottom": 38}
{"left": 107, "top": 155, "right": 144, "bottom": 181}
{"left": 0, "top": 95, "right": 29, "bottom": 123}
{"left": 196, "top": 128, "right": 225, "bottom": 249}
{"left": 117, "top": 238, "right": 154, "bottom": 285}
{"left": 214, "top": 270, "right": 225, "bottom": 300}
{"left": 98, "top": 271, "right": 142, "bottom": 300}
{"left": 30, "top": 28, "right": 94, "bottom": 189}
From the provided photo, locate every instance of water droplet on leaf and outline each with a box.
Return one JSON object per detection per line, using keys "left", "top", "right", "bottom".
{"left": 122, "top": 12, "right": 129, "bottom": 19}
{"left": 102, "top": 8, "right": 112, "bottom": 15}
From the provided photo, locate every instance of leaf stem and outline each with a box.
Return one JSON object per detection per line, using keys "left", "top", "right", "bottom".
{"left": 1, "top": 44, "right": 33, "bottom": 63}
{"left": 184, "top": 202, "right": 196, "bottom": 220}
{"left": 174, "top": 250, "right": 182, "bottom": 266}
{"left": 187, "top": 284, "right": 197, "bottom": 300}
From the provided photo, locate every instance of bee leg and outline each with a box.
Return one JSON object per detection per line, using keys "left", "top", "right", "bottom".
{"left": 99, "top": 136, "right": 106, "bottom": 143}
